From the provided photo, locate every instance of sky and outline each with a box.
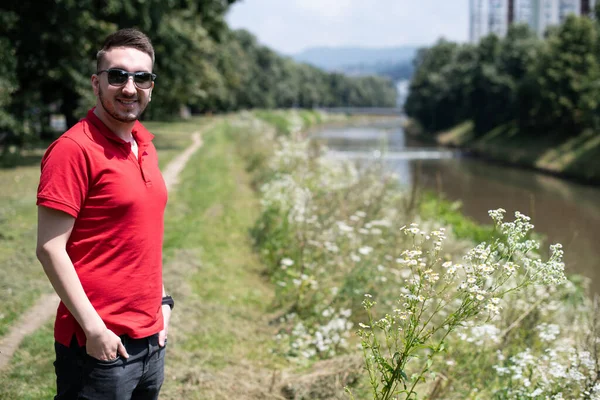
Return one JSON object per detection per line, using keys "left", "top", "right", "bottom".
{"left": 226, "top": 0, "right": 469, "bottom": 55}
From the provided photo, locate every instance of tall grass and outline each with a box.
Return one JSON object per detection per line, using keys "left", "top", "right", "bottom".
{"left": 236, "top": 111, "right": 599, "bottom": 399}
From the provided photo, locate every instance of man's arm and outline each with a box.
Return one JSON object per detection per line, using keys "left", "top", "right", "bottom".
{"left": 36, "top": 206, "right": 128, "bottom": 360}
{"left": 158, "top": 285, "right": 171, "bottom": 347}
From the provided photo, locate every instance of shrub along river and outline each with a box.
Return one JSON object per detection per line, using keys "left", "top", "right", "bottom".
{"left": 312, "top": 118, "right": 600, "bottom": 292}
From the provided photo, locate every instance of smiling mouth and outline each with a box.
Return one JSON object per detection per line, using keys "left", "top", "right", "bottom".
{"left": 118, "top": 99, "right": 137, "bottom": 105}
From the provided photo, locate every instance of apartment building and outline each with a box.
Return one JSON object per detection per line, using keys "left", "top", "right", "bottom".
{"left": 514, "top": 0, "right": 534, "bottom": 24}
{"left": 470, "top": 0, "right": 596, "bottom": 42}
{"left": 470, "top": 0, "right": 510, "bottom": 43}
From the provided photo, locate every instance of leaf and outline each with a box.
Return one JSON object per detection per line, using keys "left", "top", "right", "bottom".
{"left": 400, "top": 369, "right": 409, "bottom": 381}
{"left": 426, "top": 358, "right": 433, "bottom": 370}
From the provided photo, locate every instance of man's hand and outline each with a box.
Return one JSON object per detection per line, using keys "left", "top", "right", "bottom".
{"left": 158, "top": 304, "right": 171, "bottom": 347}
{"left": 86, "top": 328, "right": 129, "bottom": 361}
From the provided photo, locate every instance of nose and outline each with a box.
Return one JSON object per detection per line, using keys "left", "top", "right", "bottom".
{"left": 121, "top": 76, "right": 136, "bottom": 95}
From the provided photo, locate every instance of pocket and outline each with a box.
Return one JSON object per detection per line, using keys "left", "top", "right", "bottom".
{"left": 84, "top": 335, "right": 127, "bottom": 366}
{"left": 86, "top": 353, "right": 123, "bottom": 366}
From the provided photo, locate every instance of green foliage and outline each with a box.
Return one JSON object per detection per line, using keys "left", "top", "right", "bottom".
{"left": 418, "top": 192, "right": 494, "bottom": 244}
{"left": 0, "top": 18, "right": 18, "bottom": 146}
{"left": 405, "top": 13, "right": 600, "bottom": 142}
{"left": 405, "top": 39, "right": 470, "bottom": 132}
{"left": 0, "top": 1, "right": 396, "bottom": 156}
{"left": 232, "top": 111, "right": 598, "bottom": 399}
{"left": 526, "top": 15, "right": 600, "bottom": 135}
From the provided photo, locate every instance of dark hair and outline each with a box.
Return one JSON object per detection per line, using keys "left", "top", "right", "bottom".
{"left": 96, "top": 28, "right": 155, "bottom": 71}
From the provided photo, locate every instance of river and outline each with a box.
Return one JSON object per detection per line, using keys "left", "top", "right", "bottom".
{"left": 313, "top": 118, "right": 600, "bottom": 292}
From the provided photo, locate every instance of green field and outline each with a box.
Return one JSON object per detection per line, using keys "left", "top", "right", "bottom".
{"left": 1, "top": 112, "right": 596, "bottom": 400}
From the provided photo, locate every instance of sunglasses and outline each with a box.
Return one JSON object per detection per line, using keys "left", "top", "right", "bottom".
{"left": 97, "top": 68, "right": 156, "bottom": 89}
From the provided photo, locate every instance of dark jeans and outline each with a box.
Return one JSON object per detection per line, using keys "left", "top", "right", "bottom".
{"left": 54, "top": 334, "right": 166, "bottom": 400}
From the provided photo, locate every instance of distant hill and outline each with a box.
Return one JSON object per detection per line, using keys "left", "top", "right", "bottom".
{"left": 341, "top": 61, "right": 415, "bottom": 80}
{"left": 290, "top": 46, "right": 419, "bottom": 72}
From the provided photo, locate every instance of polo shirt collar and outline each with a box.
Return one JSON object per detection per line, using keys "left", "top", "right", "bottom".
{"left": 132, "top": 121, "right": 154, "bottom": 144}
{"left": 85, "top": 108, "right": 154, "bottom": 145}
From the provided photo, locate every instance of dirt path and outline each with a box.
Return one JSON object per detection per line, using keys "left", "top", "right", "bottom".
{"left": 0, "top": 131, "right": 203, "bottom": 370}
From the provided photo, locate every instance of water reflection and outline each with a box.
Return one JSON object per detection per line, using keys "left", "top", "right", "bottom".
{"left": 314, "top": 122, "right": 600, "bottom": 292}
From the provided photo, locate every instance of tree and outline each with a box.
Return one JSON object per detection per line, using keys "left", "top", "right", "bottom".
{"left": 526, "top": 15, "right": 600, "bottom": 136}
{"left": 405, "top": 40, "right": 462, "bottom": 132}
{"left": 0, "top": 0, "right": 398, "bottom": 150}
{"left": 0, "top": 10, "right": 19, "bottom": 147}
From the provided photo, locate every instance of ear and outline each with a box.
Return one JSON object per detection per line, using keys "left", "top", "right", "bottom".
{"left": 91, "top": 74, "right": 100, "bottom": 97}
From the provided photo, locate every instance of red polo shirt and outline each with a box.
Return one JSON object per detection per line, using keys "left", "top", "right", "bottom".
{"left": 37, "top": 109, "right": 168, "bottom": 346}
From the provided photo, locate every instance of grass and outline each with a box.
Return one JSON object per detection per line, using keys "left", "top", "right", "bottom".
{"left": 0, "top": 116, "right": 291, "bottom": 399}
{"left": 436, "top": 120, "right": 476, "bottom": 146}
{"left": 418, "top": 191, "right": 495, "bottom": 244}
{"left": 430, "top": 118, "right": 600, "bottom": 184}
{"left": 0, "top": 322, "right": 55, "bottom": 399}
{"left": 254, "top": 110, "right": 296, "bottom": 135}
{"left": 159, "top": 120, "right": 286, "bottom": 399}
{"left": 0, "top": 154, "right": 54, "bottom": 337}
{"left": 253, "top": 109, "right": 364, "bottom": 136}
{"left": 145, "top": 117, "right": 207, "bottom": 168}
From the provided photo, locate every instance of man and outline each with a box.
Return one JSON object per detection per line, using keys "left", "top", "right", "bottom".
{"left": 36, "top": 28, "right": 173, "bottom": 400}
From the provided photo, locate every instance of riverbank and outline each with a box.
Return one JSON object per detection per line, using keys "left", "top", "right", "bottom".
{"left": 404, "top": 118, "right": 600, "bottom": 186}
{"left": 0, "top": 111, "right": 597, "bottom": 399}
{"left": 242, "top": 111, "right": 597, "bottom": 399}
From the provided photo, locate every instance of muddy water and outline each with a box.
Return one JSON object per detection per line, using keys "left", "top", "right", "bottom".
{"left": 313, "top": 121, "right": 600, "bottom": 292}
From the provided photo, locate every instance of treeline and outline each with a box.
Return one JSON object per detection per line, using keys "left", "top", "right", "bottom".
{"left": 405, "top": 5, "right": 600, "bottom": 139}
{"left": 378, "top": 61, "right": 414, "bottom": 81}
{"left": 0, "top": 0, "right": 397, "bottom": 146}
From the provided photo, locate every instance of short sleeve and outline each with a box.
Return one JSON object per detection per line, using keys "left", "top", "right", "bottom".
{"left": 37, "top": 137, "right": 89, "bottom": 218}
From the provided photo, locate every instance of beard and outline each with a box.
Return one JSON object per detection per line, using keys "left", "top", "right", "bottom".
{"left": 98, "top": 85, "right": 148, "bottom": 123}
